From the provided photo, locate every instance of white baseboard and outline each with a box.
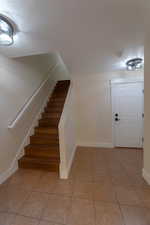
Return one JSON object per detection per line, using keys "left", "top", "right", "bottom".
{"left": 66, "top": 144, "right": 77, "bottom": 178}
{"left": 60, "top": 144, "right": 77, "bottom": 179}
{"left": 0, "top": 81, "right": 56, "bottom": 185}
{"left": 77, "top": 142, "right": 114, "bottom": 148}
{"left": 0, "top": 160, "right": 18, "bottom": 185}
{"left": 143, "top": 168, "right": 150, "bottom": 185}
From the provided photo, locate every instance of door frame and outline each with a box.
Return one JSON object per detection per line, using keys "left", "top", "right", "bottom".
{"left": 111, "top": 80, "right": 144, "bottom": 148}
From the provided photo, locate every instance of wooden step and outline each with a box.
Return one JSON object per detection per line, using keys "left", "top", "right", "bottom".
{"left": 49, "top": 97, "right": 64, "bottom": 101}
{"left": 39, "top": 118, "right": 58, "bottom": 123}
{"left": 44, "top": 107, "right": 62, "bottom": 113}
{"left": 48, "top": 98, "right": 65, "bottom": 103}
{"left": 47, "top": 101, "right": 64, "bottom": 107}
{"left": 45, "top": 104, "right": 62, "bottom": 110}
{"left": 25, "top": 144, "right": 59, "bottom": 158}
{"left": 42, "top": 112, "right": 60, "bottom": 119}
{"left": 35, "top": 127, "right": 58, "bottom": 135}
{"left": 18, "top": 156, "right": 59, "bottom": 171}
{"left": 51, "top": 94, "right": 66, "bottom": 99}
{"left": 57, "top": 80, "right": 70, "bottom": 86}
{"left": 30, "top": 134, "right": 59, "bottom": 145}
{"left": 39, "top": 118, "right": 59, "bottom": 127}
{"left": 51, "top": 91, "right": 67, "bottom": 96}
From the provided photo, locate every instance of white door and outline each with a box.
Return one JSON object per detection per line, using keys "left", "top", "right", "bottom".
{"left": 112, "top": 82, "right": 144, "bottom": 148}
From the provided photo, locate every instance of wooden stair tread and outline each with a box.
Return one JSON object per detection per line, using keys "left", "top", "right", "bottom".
{"left": 45, "top": 107, "right": 62, "bottom": 112}
{"left": 30, "top": 133, "right": 59, "bottom": 139}
{"left": 19, "top": 156, "right": 59, "bottom": 163}
{"left": 39, "top": 118, "right": 58, "bottom": 123}
{"left": 42, "top": 112, "right": 61, "bottom": 118}
{"left": 38, "top": 119, "right": 59, "bottom": 127}
{"left": 18, "top": 156, "right": 59, "bottom": 171}
{"left": 25, "top": 144, "right": 59, "bottom": 150}
{"left": 25, "top": 144, "right": 60, "bottom": 159}
{"left": 30, "top": 135, "right": 59, "bottom": 144}
{"left": 35, "top": 127, "right": 58, "bottom": 134}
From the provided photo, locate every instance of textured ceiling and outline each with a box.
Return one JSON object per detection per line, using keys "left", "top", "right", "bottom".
{"left": 0, "top": 0, "right": 146, "bottom": 74}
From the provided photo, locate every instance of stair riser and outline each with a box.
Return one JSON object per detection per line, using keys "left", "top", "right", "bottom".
{"left": 18, "top": 161, "right": 59, "bottom": 172}
{"left": 48, "top": 99, "right": 64, "bottom": 104}
{"left": 30, "top": 135, "right": 59, "bottom": 143}
{"left": 46, "top": 105, "right": 62, "bottom": 109}
{"left": 51, "top": 96, "right": 66, "bottom": 99}
{"left": 39, "top": 123, "right": 58, "bottom": 127}
{"left": 47, "top": 104, "right": 64, "bottom": 108}
{"left": 44, "top": 108, "right": 62, "bottom": 112}
{"left": 25, "top": 149, "right": 60, "bottom": 159}
{"left": 31, "top": 133, "right": 59, "bottom": 138}
{"left": 39, "top": 118, "right": 59, "bottom": 123}
{"left": 49, "top": 98, "right": 64, "bottom": 101}
{"left": 49, "top": 99, "right": 65, "bottom": 103}
{"left": 35, "top": 130, "right": 58, "bottom": 135}
{"left": 45, "top": 109, "right": 62, "bottom": 114}
{"left": 48, "top": 102, "right": 64, "bottom": 106}
{"left": 30, "top": 138, "right": 59, "bottom": 145}
{"left": 42, "top": 114, "right": 60, "bottom": 119}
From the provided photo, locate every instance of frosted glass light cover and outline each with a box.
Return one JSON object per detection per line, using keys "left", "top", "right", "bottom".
{"left": 0, "top": 17, "right": 13, "bottom": 46}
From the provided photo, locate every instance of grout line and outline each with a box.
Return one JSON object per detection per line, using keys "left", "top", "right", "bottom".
{"left": 118, "top": 203, "right": 126, "bottom": 225}
{"left": 93, "top": 199, "right": 97, "bottom": 225}
{"left": 113, "top": 185, "right": 127, "bottom": 225}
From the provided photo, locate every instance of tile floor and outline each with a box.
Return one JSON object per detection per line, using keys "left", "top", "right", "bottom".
{"left": 0, "top": 147, "right": 150, "bottom": 225}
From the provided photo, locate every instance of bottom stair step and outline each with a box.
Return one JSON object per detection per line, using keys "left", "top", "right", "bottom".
{"left": 18, "top": 156, "right": 59, "bottom": 171}
{"left": 25, "top": 144, "right": 60, "bottom": 158}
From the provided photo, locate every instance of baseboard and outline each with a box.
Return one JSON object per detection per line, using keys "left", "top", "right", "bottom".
{"left": 143, "top": 168, "right": 150, "bottom": 185}
{"left": 0, "top": 81, "right": 56, "bottom": 185}
{"left": 0, "top": 160, "right": 18, "bottom": 185}
{"left": 60, "top": 144, "right": 77, "bottom": 179}
{"left": 77, "top": 141, "right": 114, "bottom": 148}
{"left": 66, "top": 144, "right": 77, "bottom": 178}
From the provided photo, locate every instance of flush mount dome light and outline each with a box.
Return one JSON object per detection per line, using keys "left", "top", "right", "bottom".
{"left": 126, "top": 58, "right": 143, "bottom": 71}
{"left": 0, "top": 15, "right": 14, "bottom": 46}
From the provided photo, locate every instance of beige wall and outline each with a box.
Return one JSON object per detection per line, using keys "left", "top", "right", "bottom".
{"left": 144, "top": 33, "right": 150, "bottom": 178}
{"left": 0, "top": 52, "right": 69, "bottom": 176}
{"left": 59, "top": 83, "right": 77, "bottom": 178}
{"left": 73, "top": 71, "right": 143, "bottom": 146}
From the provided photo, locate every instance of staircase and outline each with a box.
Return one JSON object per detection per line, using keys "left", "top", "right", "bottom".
{"left": 18, "top": 80, "right": 70, "bottom": 172}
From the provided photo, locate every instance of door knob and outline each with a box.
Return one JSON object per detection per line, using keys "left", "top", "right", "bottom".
{"left": 115, "top": 113, "right": 118, "bottom": 117}
{"left": 115, "top": 118, "right": 120, "bottom": 121}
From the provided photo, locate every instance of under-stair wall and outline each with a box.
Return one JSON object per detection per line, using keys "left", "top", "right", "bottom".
{"left": 59, "top": 82, "right": 77, "bottom": 179}
{"left": 0, "top": 52, "right": 69, "bottom": 184}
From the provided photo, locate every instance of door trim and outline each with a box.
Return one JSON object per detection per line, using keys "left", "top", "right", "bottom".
{"left": 110, "top": 80, "right": 144, "bottom": 148}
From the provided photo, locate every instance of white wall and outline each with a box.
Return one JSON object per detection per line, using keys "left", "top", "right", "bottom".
{"left": 73, "top": 71, "right": 143, "bottom": 147}
{"left": 0, "top": 52, "right": 69, "bottom": 180}
{"left": 59, "top": 83, "right": 77, "bottom": 179}
{"left": 143, "top": 31, "right": 150, "bottom": 184}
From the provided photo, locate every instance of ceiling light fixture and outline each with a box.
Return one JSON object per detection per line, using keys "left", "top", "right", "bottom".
{"left": 126, "top": 58, "right": 143, "bottom": 71}
{"left": 0, "top": 15, "right": 14, "bottom": 46}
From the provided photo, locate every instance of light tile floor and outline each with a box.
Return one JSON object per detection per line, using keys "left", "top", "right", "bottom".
{"left": 0, "top": 147, "right": 150, "bottom": 225}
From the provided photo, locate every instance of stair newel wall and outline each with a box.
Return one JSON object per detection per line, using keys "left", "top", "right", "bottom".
{"left": 59, "top": 82, "right": 77, "bottom": 179}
